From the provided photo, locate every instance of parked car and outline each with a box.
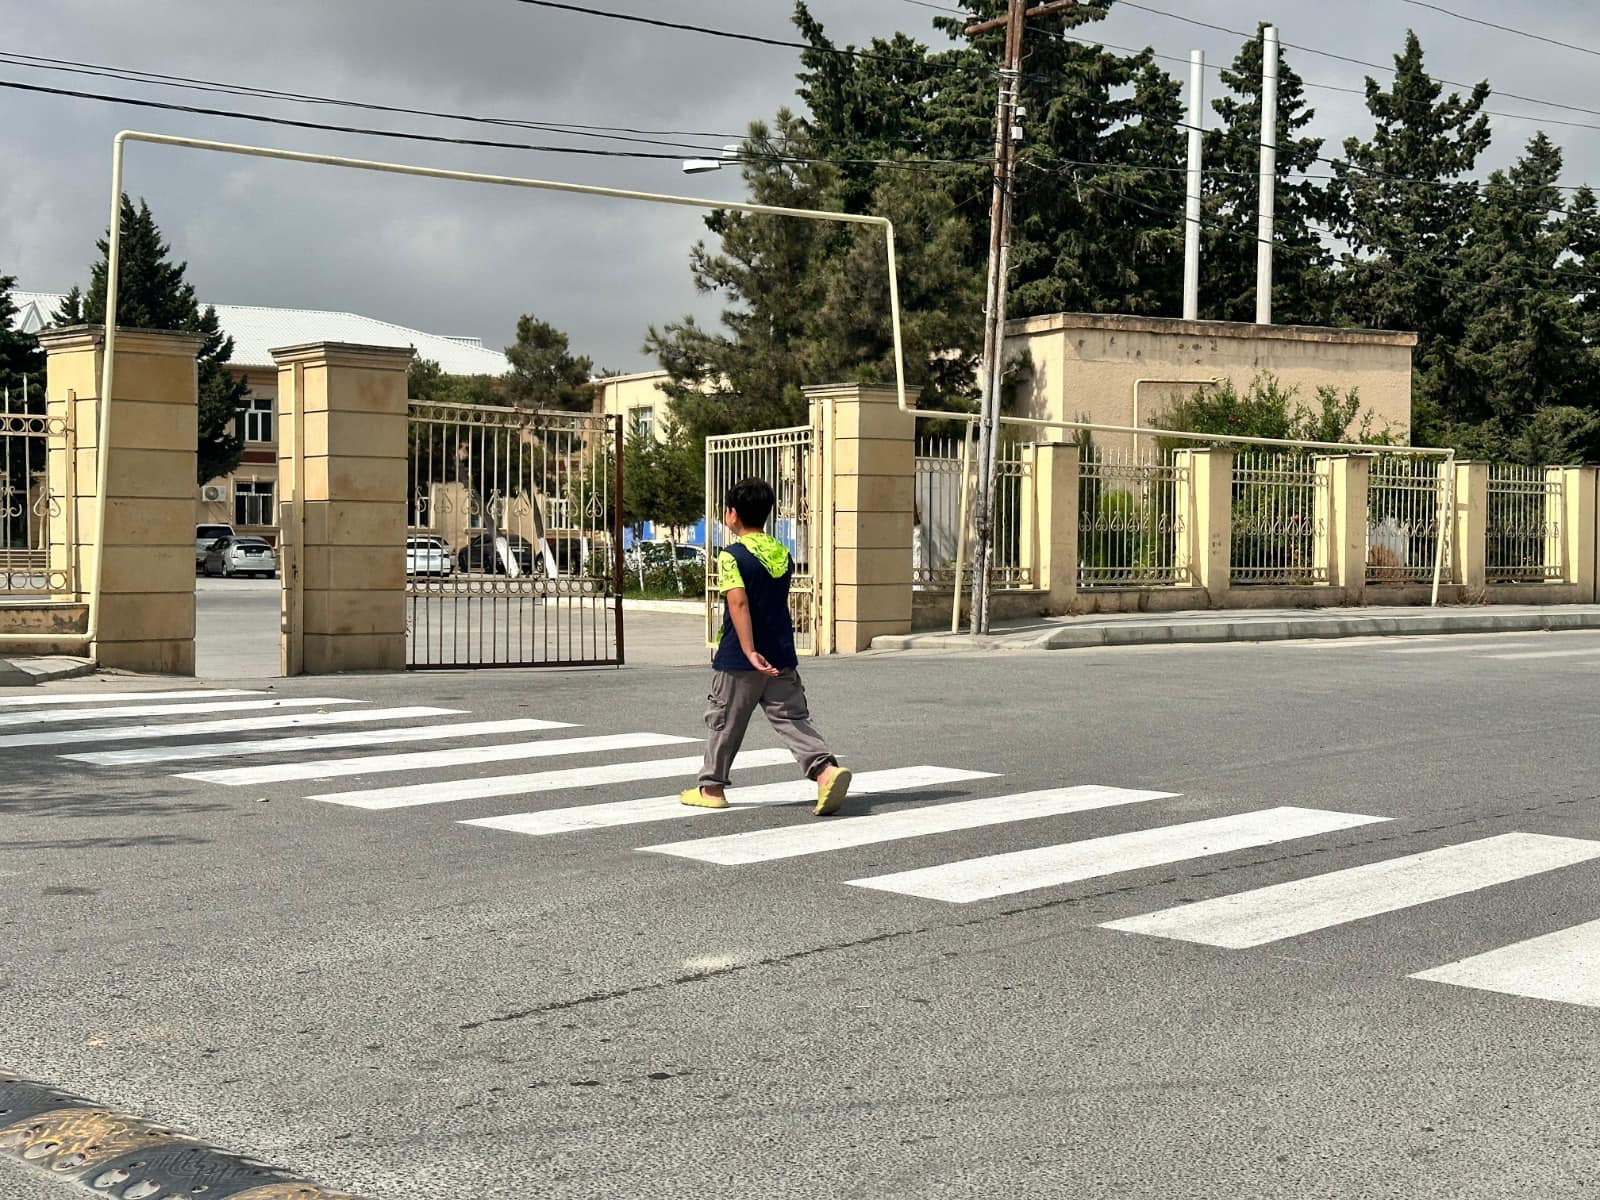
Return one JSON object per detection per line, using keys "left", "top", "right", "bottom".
{"left": 625, "top": 539, "right": 706, "bottom": 571}
{"left": 196, "top": 523, "right": 235, "bottom": 569}
{"left": 202, "top": 535, "right": 277, "bottom": 578}
{"left": 405, "top": 535, "right": 454, "bottom": 577}
{"left": 457, "top": 534, "right": 539, "bottom": 576}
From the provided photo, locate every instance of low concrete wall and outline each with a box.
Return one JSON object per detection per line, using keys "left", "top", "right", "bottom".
{"left": 0, "top": 602, "right": 90, "bottom": 655}
{"left": 913, "top": 588, "right": 1049, "bottom": 630}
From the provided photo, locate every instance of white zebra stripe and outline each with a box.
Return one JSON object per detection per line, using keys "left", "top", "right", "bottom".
{"left": 1103, "top": 833, "right": 1600, "bottom": 948}
{"left": 0, "top": 688, "right": 261, "bottom": 708}
{"left": 313, "top": 748, "right": 795, "bottom": 811}
{"left": 64, "top": 718, "right": 575, "bottom": 767}
{"left": 462, "top": 766, "right": 998, "bottom": 837}
{"left": 1413, "top": 915, "right": 1600, "bottom": 1008}
{"left": 177, "top": 731, "right": 698, "bottom": 786}
{"left": 641, "top": 785, "right": 1175, "bottom": 865}
{"left": 848, "top": 807, "right": 1388, "bottom": 904}
{"left": 0, "top": 697, "right": 360, "bottom": 728}
{"left": 0, "top": 707, "right": 455, "bottom": 751}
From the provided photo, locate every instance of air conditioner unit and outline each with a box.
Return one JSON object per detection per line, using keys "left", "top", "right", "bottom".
{"left": 201, "top": 485, "right": 226, "bottom": 503}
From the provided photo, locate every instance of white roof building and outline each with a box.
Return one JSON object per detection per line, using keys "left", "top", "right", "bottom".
{"left": 11, "top": 292, "right": 511, "bottom": 377}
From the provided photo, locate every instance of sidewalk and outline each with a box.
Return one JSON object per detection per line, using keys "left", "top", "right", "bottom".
{"left": 870, "top": 604, "right": 1600, "bottom": 653}
{"left": 0, "top": 655, "right": 95, "bottom": 686}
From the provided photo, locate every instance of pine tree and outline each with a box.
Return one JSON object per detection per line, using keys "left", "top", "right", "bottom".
{"left": 1201, "top": 27, "right": 1331, "bottom": 325}
{"left": 0, "top": 274, "right": 44, "bottom": 406}
{"left": 503, "top": 315, "right": 594, "bottom": 413}
{"left": 1438, "top": 134, "right": 1600, "bottom": 453}
{"left": 1327, "top": 30, "right": 1491, "bottom": 434}
{"left": 71, "top": 196, "right": 250, "bottom": 484}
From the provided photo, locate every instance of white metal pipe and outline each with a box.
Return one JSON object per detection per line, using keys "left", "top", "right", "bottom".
{"left": 1, "top": 129, "right": 913, "bottom": 654}
{"left": 950, "top": 426, "right": 976, "bottom": 634}
{"left": 1256, "top": 26, "right": 1279, "bottom": 325}
{"left": 1183, "top": 50, "right": 1205, "bottom": 321}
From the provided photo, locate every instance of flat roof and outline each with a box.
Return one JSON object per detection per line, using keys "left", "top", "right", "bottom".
{"left": 1007, "top": 311, "right": 1419, "bottom": 348}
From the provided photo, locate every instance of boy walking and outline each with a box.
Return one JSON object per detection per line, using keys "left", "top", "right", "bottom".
{"left": 680, "top": 478, "right": 852, "bottom": 815}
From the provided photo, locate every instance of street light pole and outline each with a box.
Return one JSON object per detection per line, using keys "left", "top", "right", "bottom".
{"left": 965, "top": 0, "right": 1077, "bottom": 635}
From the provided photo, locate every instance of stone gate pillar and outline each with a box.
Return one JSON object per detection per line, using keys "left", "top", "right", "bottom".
{"left": 39, "top": 325, "right": 202, "bottom": 674}
{"left": 272, "top": 342, "right": 412, "bottom": 675}
{"left": 807, "top": 384, "right": 914, "bottom": 654}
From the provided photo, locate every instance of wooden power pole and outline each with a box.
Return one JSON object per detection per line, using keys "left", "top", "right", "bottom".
{"left": 964, "top": 0, "right": 1078, "bottom": 635}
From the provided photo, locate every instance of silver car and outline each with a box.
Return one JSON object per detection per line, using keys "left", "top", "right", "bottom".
{"left": 202, "top": 535, "right": 277, "bottom": 578}
{"left": 196, "top": 523, "right": 235, "bottom": 569}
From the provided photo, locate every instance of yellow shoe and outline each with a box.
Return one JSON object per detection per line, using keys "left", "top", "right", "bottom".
{"left": 814, "top": 766, "right": 852, "bottom": 816}
{"left": 680, "top": 787, "right": 729, "bottom": 810}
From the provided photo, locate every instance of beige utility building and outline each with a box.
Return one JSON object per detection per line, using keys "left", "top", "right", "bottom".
{"left": 1005, "top": 312, "right": 1418, "bottom": 450}
{"left": 13, "top": 293, "right": 511, "bottom": 544}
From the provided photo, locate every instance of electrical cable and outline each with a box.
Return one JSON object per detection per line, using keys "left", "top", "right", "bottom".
{"left": 1397, "top": 0, "right": 1600, "bottom": 62}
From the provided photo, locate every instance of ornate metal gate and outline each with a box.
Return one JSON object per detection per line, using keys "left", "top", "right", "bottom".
{"left": 704, "top": 425, "right": 821, "bottom": 655}
{"left": 406, "top": 402, "right": 623, "bottom": 669}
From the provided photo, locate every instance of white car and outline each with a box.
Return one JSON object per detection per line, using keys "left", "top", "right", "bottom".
{"left": 406, "top": 536, "right": 454, "bottom": 577}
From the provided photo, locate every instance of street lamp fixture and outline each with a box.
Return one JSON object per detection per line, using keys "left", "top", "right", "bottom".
{"left": 682, "top": 144, "right": 740, "bottom": 175}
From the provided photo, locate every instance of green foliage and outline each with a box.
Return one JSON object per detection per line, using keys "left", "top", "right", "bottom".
{"left": 622, "top": 417, "right": 703, "bottom": 531}
{"left": 408, "top": 358, "right": 503, "bottom": 407}
{"left": 1157, "top": 374, "right": 1392, "bottom": 447}
{"left": 0, "top": 274, "right": 43, "bottom": 402}
{"left": 69, "top": 195, "right": 250, "bottom": 484}
{"left": 504, "top": 314, "right": 594, "bottom": 413}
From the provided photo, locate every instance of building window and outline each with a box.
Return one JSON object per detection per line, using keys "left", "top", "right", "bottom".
{"left": 235, "top": 480, "right": 274, "bottom": 528}
{"left": 240, "top": 395, "right": 274, "bottom": 444}
{"left": 629, "top": 406, "right": 654, "bottom": 441}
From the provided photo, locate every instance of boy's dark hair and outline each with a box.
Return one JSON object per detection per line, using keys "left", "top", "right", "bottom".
{"left": 725, "top": 477, "right": 775, "bottom": 529}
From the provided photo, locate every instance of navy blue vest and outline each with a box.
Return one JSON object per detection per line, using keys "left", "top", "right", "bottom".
{"left": 713, "top": 542, "right": 799, "bottom": 672}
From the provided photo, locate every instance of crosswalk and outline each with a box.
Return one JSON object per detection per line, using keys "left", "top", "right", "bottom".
{"left": 12, "top": 684, "right": 1600, "bottom": 1013}
{"left": 1282, "top": 631, "right": 1600, "bottom": 662}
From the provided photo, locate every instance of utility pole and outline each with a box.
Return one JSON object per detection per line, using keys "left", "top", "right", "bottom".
{"left": 1256, "top": 25, "right": 1279, "bottom": 325}
{"left": 964, "top": 0, "right": 1077, "bottom": 636}
{"left": 1183, "top": 50, "right": 1205, "bottom": 321}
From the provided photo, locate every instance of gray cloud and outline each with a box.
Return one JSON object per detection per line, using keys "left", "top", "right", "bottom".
{"left": 3, "top": 0, "right": 1596, "bottom": 371}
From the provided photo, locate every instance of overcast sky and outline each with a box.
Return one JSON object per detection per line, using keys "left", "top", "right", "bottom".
{"left": 3, "top": 1, "right": 1596, "bottom": 372}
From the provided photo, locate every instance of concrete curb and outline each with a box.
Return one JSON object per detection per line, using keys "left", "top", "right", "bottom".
{"left": 0, "top": 656, "right": 97, "bottom": 686}
{"left": 870, "top": 609, "right": 1600, "bottom": 654}
{"left": 622, "top": 599, "right": 704, "bottom": 616}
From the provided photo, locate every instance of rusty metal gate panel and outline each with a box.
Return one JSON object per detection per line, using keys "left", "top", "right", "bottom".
{"left": 406, "top": 402, "right": 623, "bottom": 669}
{"left": 704, "top": 425, "right": 820, "bottom": 656}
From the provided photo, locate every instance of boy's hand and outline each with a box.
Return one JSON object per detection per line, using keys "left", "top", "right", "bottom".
{"left": 747, "top": 651, "right": 780, "bottom": 677}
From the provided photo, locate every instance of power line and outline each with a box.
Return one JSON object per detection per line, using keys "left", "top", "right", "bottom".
{"left": 1398, "top": 0, "right": 1600, "bottom": 62}
{"left": 1114, "top": 0, "right": 1600, "bottom": 122}
{"left": 508, "top": 0, "right": 980, "bottom": 74}
{"left": 0, "top": 76, "right": 987, "bottom": 174}
{"left": 898, "top": 0, "right": 1600, "bottom": 204}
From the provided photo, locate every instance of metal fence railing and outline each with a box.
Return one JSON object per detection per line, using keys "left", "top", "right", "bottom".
{"left": 1077, "top": 446, "right": 1188, "bottom": 588}
{"left": 1487, "top": 465, "right": 1563, "bottom": 584}
{"left": 913, "top": 436, "right": 1032, "bottom": 592}
{"left": 1230, "top": 450, "right": 1328, "bottom": 585}
{"left": 1367, "top": 454, "right": 1450, "bottom": 585}
{"left": 0, "top": 390, "right": 70, "bottom": 600}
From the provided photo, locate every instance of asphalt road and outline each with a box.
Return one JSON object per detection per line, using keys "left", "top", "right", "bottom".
{"left": 6, "top": 627, "right": 1600, "bottom": 1197}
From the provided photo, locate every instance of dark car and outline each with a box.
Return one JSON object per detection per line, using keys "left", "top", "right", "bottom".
{"left": 457, "top": 534, "right": 539, "bottom": 576}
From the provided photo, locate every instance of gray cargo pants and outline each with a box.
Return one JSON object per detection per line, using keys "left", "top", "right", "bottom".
{"left": 700, "top": 668, "right": 836, "bottom": 788}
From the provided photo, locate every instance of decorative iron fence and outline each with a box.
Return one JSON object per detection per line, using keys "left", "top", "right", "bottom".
{"left": 404, "top": 401, "right": 623, "bottom": 669}
{"left": 1487, "top": 465, "right": 1563, "bottom": 583}
{"left": 1230, "top": 450, "right": 1328, "bottom": 585}
{"left": 1077, "top": 446, "right": 1188, "bottom": 588}
{"left": 705, "top": 425, "right": 819, "bottom": 654}
{"left": 1367, "top": 454, "right": 1450, "bottom": 585}
{"left": 0, "top": 396, "right": 70, "bottom": 600}
{"left": 912, "top": 435, "right": 1032, "bottom": 591}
